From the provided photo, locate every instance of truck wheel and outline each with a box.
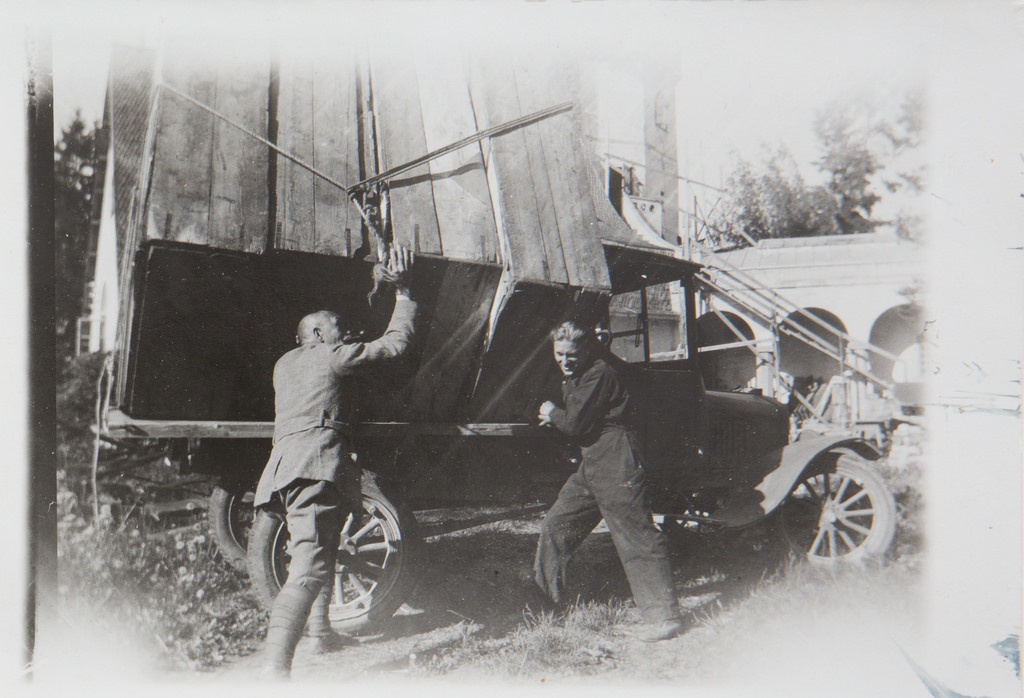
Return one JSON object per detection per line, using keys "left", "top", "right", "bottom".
{"left": 209, "top": 485, "right": 254, "bottom": 571}
{"left": 779, "top": 452, "right": 896, "bottom": 562}
{"left": 246, "top": 475, "right": 418, "bottom": 634}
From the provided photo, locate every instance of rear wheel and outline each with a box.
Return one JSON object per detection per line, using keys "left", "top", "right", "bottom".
{"left": 208, "top": 484, "right": 254, "bottom": 571}
{"left": 246, "top": 474, "right": 418, "bottom": 633}
{"left": 780, "top": 453, "right": 896, "bottom": 562}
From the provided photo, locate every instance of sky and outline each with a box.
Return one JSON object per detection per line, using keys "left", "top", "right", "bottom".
{"left": 45, "top": 2, "right": 971, "bottom": 237}
{"left": 47, "top": 3, "right": 936, "bottom": 182}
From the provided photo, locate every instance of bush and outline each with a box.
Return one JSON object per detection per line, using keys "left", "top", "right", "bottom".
{"left": 56, "top": 352, "right": 109, "bottom": 475}
{"left": 876, "top": 424, "right": 927, "bottom": 564}
{"left": 57, "top": 474, "right": 266, "bottom": 671}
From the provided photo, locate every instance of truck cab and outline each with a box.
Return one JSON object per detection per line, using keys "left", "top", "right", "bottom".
{"left": 597, "top": 241, "right": 789, "bottom": 517}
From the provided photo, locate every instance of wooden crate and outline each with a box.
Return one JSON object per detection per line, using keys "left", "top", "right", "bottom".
{"left": 108, "top": 46, "right": 645, "bottom": 424}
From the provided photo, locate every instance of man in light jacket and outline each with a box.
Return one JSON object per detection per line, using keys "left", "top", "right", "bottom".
{"left": 255, "top": 246, "right": 417, "bottom": 677}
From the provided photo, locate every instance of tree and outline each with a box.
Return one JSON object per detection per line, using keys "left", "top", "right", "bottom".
{"left": 712, "top": 90, "right": 925, "bottom": 245}
{"left": 715, "top": 147, "right": 839, "bottom": 242}
{"left": 814, "top": 108, "right": 881, "bottom": 235}
{"left": 54, "top": 112, "right": 99, "bottom": 365}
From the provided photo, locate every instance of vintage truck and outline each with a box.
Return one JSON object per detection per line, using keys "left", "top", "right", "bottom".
{"left": 98, "top": 44, "right": 896, "bottom": 631}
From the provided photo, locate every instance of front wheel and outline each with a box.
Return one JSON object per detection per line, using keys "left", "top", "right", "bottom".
{"left": 246, "top": 474, "right": 418, "bottom": 633}
{"left": 779, "top": 452, "right": 896, "bottom": 562}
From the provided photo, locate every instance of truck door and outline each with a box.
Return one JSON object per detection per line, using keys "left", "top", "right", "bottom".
{"left": 606, "top": 279, "right": 708, "bottom": 510}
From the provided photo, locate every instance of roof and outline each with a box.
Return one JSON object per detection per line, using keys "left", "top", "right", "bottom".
{"left": 596, "top": 186, "right": 700, "bottom": 293}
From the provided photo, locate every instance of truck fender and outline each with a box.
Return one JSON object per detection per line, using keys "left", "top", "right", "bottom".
{"left": 714, "top": 434, "right": 882, "bottom": 528}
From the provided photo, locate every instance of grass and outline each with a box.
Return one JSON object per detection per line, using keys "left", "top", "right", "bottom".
{"left": 415, "top": 598, "right": 636, "bottom": 680}
{"left": 404, "top": 431, "right": 930, "bottom": 684}
{"left": 404, "top": 551, "right": 923, "bottom": 686}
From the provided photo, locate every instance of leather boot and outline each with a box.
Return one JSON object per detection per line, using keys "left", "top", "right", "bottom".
{"left": 264, "top": 585, "right": 318, "bottom": 677}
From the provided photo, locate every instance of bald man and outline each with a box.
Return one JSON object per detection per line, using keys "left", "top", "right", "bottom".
{"left": 254, "top": 246, "right": 417, "bottom": 677}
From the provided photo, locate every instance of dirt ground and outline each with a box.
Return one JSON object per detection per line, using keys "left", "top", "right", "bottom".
{"left": 207, "top": 502, "right": 925, "bottom": 692}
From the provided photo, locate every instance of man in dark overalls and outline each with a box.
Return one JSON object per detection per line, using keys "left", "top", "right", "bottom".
{"left": 534, "top": 320, "right": 684, "bottom": 642}
{"left": 254, "top": 246, "right": 417, "bottom": 677}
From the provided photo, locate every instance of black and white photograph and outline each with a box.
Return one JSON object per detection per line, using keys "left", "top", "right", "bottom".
{"left": 5, "top": 1, "right": 1022, "bottom": 696}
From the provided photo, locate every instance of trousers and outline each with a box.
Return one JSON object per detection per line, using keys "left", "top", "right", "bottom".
{"left": 264, "top": 479, "right": 344, "bottom": 672}
{"left": 534, "top": 454, "right": 679, "bottom": 625}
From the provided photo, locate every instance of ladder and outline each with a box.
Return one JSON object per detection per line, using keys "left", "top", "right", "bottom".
{"left": 688, "top": 237, "right": 902, "bottom": 425}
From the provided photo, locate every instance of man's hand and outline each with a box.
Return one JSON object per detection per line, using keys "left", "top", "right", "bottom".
{"left": 371, "top": 245, "right": 415, "bottom": 300}
{"left": 387, "top": 245, "right": 414, "bottom": 298}
{"left": 537, "top": 400, "right": 557, "bottom": 427}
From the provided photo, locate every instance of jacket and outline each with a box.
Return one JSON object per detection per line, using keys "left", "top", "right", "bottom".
{"left": 254, "top": 298, "right": 418, "bottom": 506}
{"left": 548, "top": 354, "right": 642, "bottom": 468}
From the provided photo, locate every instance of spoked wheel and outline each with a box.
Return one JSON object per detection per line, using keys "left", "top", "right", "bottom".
{"left": 780, "top": 452, "right": 896, "bottom": 562}
{"left": 208, "top": 485, "right": 255, "bottom": 570}
{"left": 247, "top": 474, "right": 417, "bottom": 633}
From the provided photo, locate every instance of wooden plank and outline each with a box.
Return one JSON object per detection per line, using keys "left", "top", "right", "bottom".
{"left": 311, "top": 63, "right": 361, "bottom": 256}
{"left": 514, "top": 60, "right": 610, "bottom": 290}
{"left": 275, "top": 52, "right": 316, "bottom": 252}
{"left": 209, "top": 56, "right": 270, "bottom": 253}
{"left": 105, "top": 411, "right": 535, "bottom": 440}
{"left": 147, "top": 56, "right": 216, "bottom": 245}
{"left": 370, "top": 57, "right": 443, "bottom": 255}
{"left": 468, "top": 60, "right": 566, "bottom": 285}
{"left": 403, "top": 262, "right": 500, "bottom": 418}
{"left": 414, "top": 57, "right": 498, "bottom": 263}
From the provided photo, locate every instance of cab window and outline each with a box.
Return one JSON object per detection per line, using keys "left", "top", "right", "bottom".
{"left": 608, "top": 281, "right": 688, "bottom": 363}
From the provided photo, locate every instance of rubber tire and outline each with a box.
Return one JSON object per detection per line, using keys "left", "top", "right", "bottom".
{"left": 208, "top": 485, "right": 254, "bottom": 571}
{"left": 779, "top": 452, "right": 897, "bottom": 562}
{"left": 246, "top": 473, "right": 418, "bottom": 634}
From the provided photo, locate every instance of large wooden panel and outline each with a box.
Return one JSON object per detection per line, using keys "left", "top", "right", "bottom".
{"left": 147, "top": 58, "right": 216, "bottom": 245}
{"left": 513, "top": 60, "right": 609, "bottom": 290}
{"left": 209, "top": 55, "right": 270, "bottom": 253}
{"left": 469, "top": 60, "right": 566, "bottom": 285}
{"left": 370, "top": 57, "right": 443, "bottom": 256}
{"left": 275, "top": 53, "right": 363, "bottom": 256}
{"left": 414, "top": 56, "right": 498, "bottom": 263}
{"left": 146, "top": 48, "right": 269, "bottom": 252}
{"left": 311, "top": 64, "right": 361, "bottom": 255}
{"left": 123, "top": 242, "right": 504, "bottom": 423}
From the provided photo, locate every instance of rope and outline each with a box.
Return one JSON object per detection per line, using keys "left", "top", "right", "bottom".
{"left": 90, "top": 354, "right": 114, "bottom": 520}
{"left": 351, "top": 101, "right": 574, "bottom": 190}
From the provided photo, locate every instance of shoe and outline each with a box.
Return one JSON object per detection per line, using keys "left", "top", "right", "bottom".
{"left": 393, "top": 602, "right": 425, "bottom": 616}
{"left": 631, "top": 618, "right": 685, "bottom": 642}
{"left": 308, "top": 629, "right": 356, "bottom": 654}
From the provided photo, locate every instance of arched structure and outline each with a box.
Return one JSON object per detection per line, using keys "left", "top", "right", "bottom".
{"left": 779, "top": 308, "right": 848, "bottom": 381}
{"left": 868, "top": 304, "right": 927, "bottom": 383}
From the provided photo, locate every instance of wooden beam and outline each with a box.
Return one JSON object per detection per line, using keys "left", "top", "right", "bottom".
{"left": 104, "top": 410, "right": 538, "bottom": 439}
